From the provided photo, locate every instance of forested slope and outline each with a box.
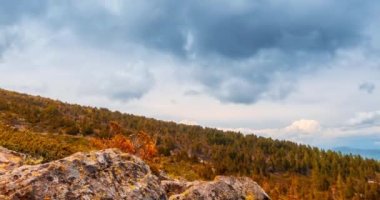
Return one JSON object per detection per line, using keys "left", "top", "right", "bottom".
{"left": 0, "top": 88, "right": 379, "bottom": 199}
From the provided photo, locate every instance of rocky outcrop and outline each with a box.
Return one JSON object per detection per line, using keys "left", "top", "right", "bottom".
{"left": 0, "top": 148, "right": 270, "bottom": 200}
{"left": 0, "top": 148, "right": 166, "bottom": 200}
{"left": 0, "top": 147, "right": 25, "bottom": 175}
{"left": 167, "top": 176, "right": 271, "bottom": 200}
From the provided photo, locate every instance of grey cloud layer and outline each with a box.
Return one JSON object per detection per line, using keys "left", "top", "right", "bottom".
{"left": 38, "top": 0, "right": 374, "bottom": 58}
{"left": 348, "top": 111, "right": 380, "bottom": 128}
{"left": 1, "top": 0, "right": 379, "bottom": 103}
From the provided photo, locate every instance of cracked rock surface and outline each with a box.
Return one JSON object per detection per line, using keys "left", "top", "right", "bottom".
{"left": 0, "top": 147, "right": 270, "bottom": 200}
{"left": 0, "top": 147, "right": 25, "bottom": 176}
{"left": 0, "top": 148, "right": 166, "bottom": 200}
{"left": 167, "top": 176, "right": 271, "bottom": 200}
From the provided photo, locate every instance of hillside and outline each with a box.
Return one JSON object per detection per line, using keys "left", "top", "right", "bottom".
{"left": 0, "top": 88, "right": 380, "bottom": 199}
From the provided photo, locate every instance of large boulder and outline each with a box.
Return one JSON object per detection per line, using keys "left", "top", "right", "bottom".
{"left": 0, "top": 148, "right": 166, "bottom": 200}
{"left": 169, "top": 176, "right": 271, "bottom": 200}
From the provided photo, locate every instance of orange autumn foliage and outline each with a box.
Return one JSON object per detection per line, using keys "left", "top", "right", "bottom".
{"left": 139, "top": 143, "right": 157, "bottom": 160}
{"left": 90, "top": 130, "right": 157, "bottom": 160}
{"left": 133, "top": 131, "right": 158, "bottom": 160}
{"left": 90, "top": 134, "right": 135, "bottom": 154}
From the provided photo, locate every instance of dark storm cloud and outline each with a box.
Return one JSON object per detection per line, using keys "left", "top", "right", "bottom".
{"left": 0, "top": 0, "right": 379, "bottom": 103}
{"left": 0, "top": 0, "right": 46, "bottom": 58}
{"left": 151, "top": 1, "right": 367, "bottom": 58}
{"left": 181, "top": 1, "right": 366, "bottom": 59}
{"left": 2, "top": 0, "right": 363, "bottom": 59}
{"left": 41, "top": 0, "right": 372, "bottom": 59}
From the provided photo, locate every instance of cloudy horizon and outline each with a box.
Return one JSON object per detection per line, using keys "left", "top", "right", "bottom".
{"left": 1, "top": 0, "right": 380, "bottom": 150}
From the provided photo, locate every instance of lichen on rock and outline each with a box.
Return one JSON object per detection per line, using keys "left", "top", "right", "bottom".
{"left": 168, "top": 176, "right": 271, "bottom": 200}
{"left": 0, "top": 148, "right": 166, "bottom": 200}
{"left": 0, "top": 146, "right": 26, "bottom": 175}
{"left": 0, "top": 147, "right": 270, "bottom": 200}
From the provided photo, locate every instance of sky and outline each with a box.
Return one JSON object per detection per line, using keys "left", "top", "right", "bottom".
{"left": 1, "top": 0, "right": 380, "bottom": 150}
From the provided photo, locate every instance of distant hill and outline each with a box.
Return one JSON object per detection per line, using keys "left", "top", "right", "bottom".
{"left": 0, "top": 88, "right": 379, "bottom": 199}
{"left": 334, "top": 146, "right": 380, "bottom": 160}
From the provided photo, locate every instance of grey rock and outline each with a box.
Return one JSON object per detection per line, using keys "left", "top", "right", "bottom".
{"left": 0, "top": 146, "right": 26, "bottom": 175}
{"left": 0, "top": 148, "right": 166, "bottom": 200}
{"left": 169, "top": 176, "right": 271, "bottom": 200}
{"left": 0, "top": 147, "right": 270, "bottom": 200}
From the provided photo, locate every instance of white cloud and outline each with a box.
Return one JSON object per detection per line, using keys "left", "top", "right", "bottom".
{"left": 284, "top": 119, "right": 321, "bottom": 134}
{"left": 220, "top": 119, "right": 321, "bottom": 144}
{"left": 179, "top": 119, "right": 199, "bottom": 126}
